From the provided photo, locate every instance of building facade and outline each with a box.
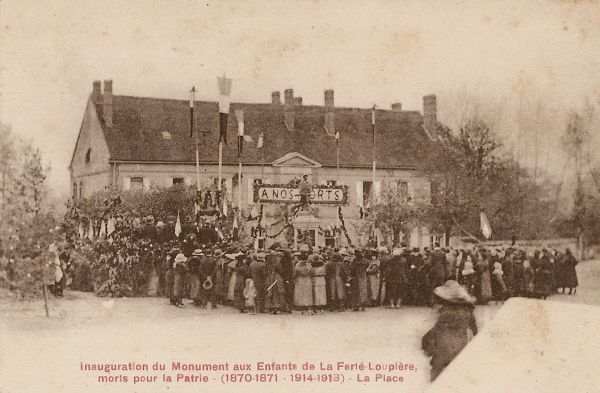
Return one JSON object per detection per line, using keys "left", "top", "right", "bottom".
{"left": 70, "top": 80, "right": 443, "bottom": 248}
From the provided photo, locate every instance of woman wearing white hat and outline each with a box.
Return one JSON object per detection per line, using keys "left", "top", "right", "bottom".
{"left": 172, "top": 253, "right": 187, "bottom": 307}
{"left": 422, "top": 280, "right": 478, "bottom": 381}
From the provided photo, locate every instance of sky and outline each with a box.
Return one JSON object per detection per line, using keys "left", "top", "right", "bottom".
{"left": 1, "top": 0, "right": 599, "bottom": 198}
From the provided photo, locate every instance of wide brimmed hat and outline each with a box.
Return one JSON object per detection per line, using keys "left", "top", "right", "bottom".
{"left": 174, "top": 253, "right": 187, "bottom": 263}
{"left": 392, "top": 248, "right": 403, "bottom": 256}
{"left": 433, "top": 280, "right": 475, "bottom": 304}
{"left": 193, "top": 249, "right": 205, "bottom": 257}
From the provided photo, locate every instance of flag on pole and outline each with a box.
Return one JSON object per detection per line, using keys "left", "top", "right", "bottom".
{"left": 88, "top": 221, "right": 94, "bottom": 240}
{"left": 235, "top": 109, "right": 244, "bottom": 157}
{"left": 99, "top": 220, "right": 106, "bottom": 238}
{"left": 232, "top": 214, "right": 239, "bottom": 240}
{"left": 218, "top": 75, "right": 232, "bottom": 144}
{"left": 335, "top": 129, "right": 340, "bottom": 146}
{"left": 480, "top": 211, "right": 492, "bottom": 239}
{"left": 189, "top": 86, "right": 196, "bottom": 137}
{"left": 175, "top": 211, "right": 182, "bottom": 237}
{"left": 257, "top": 132, "right": 264, "bottom": 149}
{"left": 107, "top": 217, "right": 116, "bottom": 235}
{"left": 371, "top": 105, "right": 376, "bottom": 145}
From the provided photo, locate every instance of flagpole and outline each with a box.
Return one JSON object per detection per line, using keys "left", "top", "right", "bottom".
{"left": 260, "top": 133, "right": 265, "bottom": 181}
{"left": 371, "top": 105, "right": 376, "bottom": 202}
{"left": 190, "top": 87, "right": 200, "bottom": 192}
{"left": 336, "top": 138, "right": 340, "bottom": 183}
{"left": 218, "top": 141, "right": 223, "bottom": 191}
{"left": 238, "top": 159, "right": 242, "bottom": 218}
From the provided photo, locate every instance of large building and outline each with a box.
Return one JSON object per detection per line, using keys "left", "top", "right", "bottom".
{"left": 70, "top": 80, "right": 441, "bottom": 248}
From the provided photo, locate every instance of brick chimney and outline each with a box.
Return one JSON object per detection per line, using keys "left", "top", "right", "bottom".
{"left": 324, "top": 89, "right": 334, "bottom": 107}
{"left": 92, "top": 80, "right": 102, "bottom": 105}
{"left": 391, "top": 102, "right": 402, "bottom": 112}
{"left": 423, "top": 94, "right": 437, "bottom": 131}
{"left": 103, "top": 80, "right": 113, "bottom": 127}
{"left": 324, "top": 89, "right": 335, "bottom": 134}
{"left": 294, "top": 97, "right": 303, "bottom": 106}
{"left": 271, "top": 91, "right": 281, "bottom": 105}
{"left": 284, "top": 88, "right": 294, "bottom": 105}
{"left": 284, "top": 88, "right": 294, "bottom": 130}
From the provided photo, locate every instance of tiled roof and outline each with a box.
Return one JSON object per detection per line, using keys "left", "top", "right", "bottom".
{"left": 98, "top": 95, "right": 433, "bottom": 169}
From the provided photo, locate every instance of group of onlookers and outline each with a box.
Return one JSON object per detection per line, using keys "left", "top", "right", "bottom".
{"left": 32, "top": 236, "right": 579, "bottom": 316}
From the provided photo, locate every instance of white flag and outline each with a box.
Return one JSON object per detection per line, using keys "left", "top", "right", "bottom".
{"left": 107, "top": 217, "right": 116, "bottom": 235}
{"left": 257, "top": 132, "right": 264, "bottom": 149}
{"left": 480, "top": 211, "right": 492, "bottom": 240}
{"left": 175, "top": 211, "right": 182, "bottom": 237}
{"left": 88, "top": 221, "right": 94, "bottom": 240}
{"left": 99, "top": 220, "right": 106, "bottom": 238}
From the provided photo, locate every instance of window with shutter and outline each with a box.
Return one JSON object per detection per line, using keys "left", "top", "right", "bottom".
{"left": 130, "top": 177, "right": 143, "bottom": 191}
{"left": 362, "top": 181, "right": 373, "bottom": 208}
{"left": 397, "top": 181, "right": 409, "bottom": 202}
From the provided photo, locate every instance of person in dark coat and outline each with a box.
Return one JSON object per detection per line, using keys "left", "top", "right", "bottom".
{"left": 511, "top": 251, "right": 525, "bottom": 298}
{"left": 279, "top": 250, "right": 295, "bottom": 313}
{"left": 350, "top": 251, "right": 368, "bottom": 311}
{"left": 234, "top": 255, "right": 250, "bottom": 312}
{"left": 386, "top": 249, "right": 407, "bottom": 308}
{"left": 562, "top": 248, "right": 579, "bottom": 295}
{"left": 199, "top": 250, "right": 217, "bottom": 308}
{"left": 429, "top": 245, "right": 447, "bottom": 292}
{"left": 187, "top": 250, "right": 203, "bottom": 306}
{"left": 325, "top": 253, "right": 345, "bottom": 311}
{"left": 249, "top": 252, "right": 267, "bottom": 313}
{"left": 501, "top": 251, "right": 514, "bottom": 298}
{"left": 213, "top": 249, "right": 227, "bottom": 305}
{"left": 404, "top": 248, "right": 421, "bottom": 305}
{"left": 172, "top": 253, "right": 187, "bottom": 307}
{"left": 534, "top": 251, "right": 553, "bottom": 299}
{"left": 264, "top": 252, "right": 286, "bottom": 314}
{"left": 422, "top": 280, "right": 478, "bottom": 382}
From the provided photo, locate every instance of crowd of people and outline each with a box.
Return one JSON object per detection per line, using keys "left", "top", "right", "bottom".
{"left": 48, "top": 233, "right": 580, "bottom": 314}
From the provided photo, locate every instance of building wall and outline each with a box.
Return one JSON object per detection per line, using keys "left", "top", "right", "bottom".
{"left": 70, "top": 99, "right": 112, "bottom": 198}
{"left": 114, "top": 161, "right": 433, "bottom": 248}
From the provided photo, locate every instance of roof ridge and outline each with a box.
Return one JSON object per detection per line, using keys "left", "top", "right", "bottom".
{"left": 113, "top": 94, "right": 424, "bottom": 115}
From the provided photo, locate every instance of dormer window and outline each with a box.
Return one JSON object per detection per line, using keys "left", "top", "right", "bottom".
{"left": 85, "top": 148, "right": 91, "bottom": 163}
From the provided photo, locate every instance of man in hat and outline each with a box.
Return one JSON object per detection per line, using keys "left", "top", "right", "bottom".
{"left": 188, "top": 249, "right": 203, "bottom": 306}
{"left": 250, "top": 252, "right": 267, "bottom": 313}
{"left": 325, "top": 253, "right": 345, "bottom": 311}
{"left": 212, "top": 249, "right": 227, "bottom": 305}
{"left": 422, "top": 280, "right": 478, "bottom": 381}
{"left": 279, "top": 248, "right": 295, "bottom": 313}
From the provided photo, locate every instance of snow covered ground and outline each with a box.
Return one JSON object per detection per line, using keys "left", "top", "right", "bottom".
{"left": 1, "top": 260, "right": 598, "bottom": 393}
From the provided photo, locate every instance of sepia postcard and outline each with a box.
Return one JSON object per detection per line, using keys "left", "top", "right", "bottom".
{"left": 1, "top": 1, "right": 600, "bottom": 392}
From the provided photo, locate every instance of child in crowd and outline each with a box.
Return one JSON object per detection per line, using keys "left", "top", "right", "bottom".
{"left": 243, "top": 277, "right": 257, "bottom": 315}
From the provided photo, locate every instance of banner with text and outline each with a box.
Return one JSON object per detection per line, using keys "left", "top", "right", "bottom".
{"left": 253, "top": 184, "right": 348, "bottom": 205}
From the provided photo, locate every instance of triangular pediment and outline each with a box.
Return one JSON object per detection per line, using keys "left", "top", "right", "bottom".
{"left": 272, "top": 152, "right": 322, "bottom": 168}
